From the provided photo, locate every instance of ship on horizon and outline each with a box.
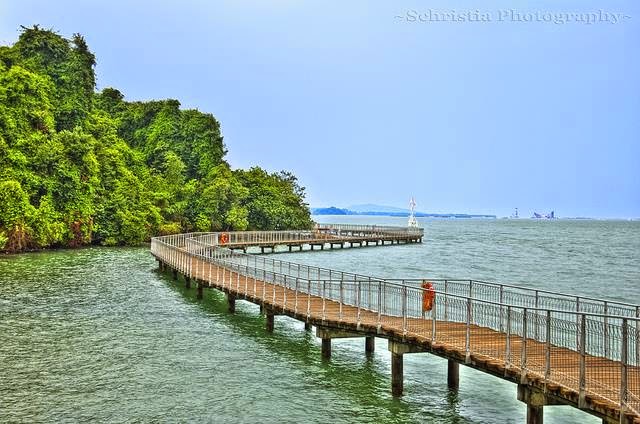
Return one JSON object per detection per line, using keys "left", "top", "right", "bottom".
{"left": 533, "top": 211, "right": 556, "bottom": 219}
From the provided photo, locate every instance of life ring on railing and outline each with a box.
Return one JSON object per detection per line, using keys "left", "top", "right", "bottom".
{"left": 219, "top": 232, "right": 230, "bottom": 245}
{"left": 421, "top": 281, "right": 435, "bottom": 312}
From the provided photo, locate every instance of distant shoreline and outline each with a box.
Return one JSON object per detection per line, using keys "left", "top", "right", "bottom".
{"left": 311, "top": 207, "right": 496, "bottom": 219}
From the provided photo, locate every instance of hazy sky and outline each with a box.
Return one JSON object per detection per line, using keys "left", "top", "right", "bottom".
{"left": 1, "top": 0, "right": 638, "bottom": 218}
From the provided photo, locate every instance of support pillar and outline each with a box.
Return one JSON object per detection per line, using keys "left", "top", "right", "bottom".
{"left": 321, "top": 338, "right": 331, "bottom": 359}
{"left": 228, "top": 294, "right": 236, "bottom": 313}
{"left": 304, "top": 322, "right": 312, "bottom": 331}
{"left": 526, "top": 405, "right": 543, "bottom": 424}
{"left": 185, "top": 277, "right": 191, "bottom": 289}
{"left": 447, "top": 359, "right": 459, "bottom": 391}
{"left": 172, "top": 269, "right": 178, "bottom": 280}
{"left": 266, "top": 311, "right": 274, "bottom": 332}
{"left": 391, "top": 352, "right": 403, "bottom": 396}
{"left": 517, "top": 385, "right": 562, "bottom": 424}
{"left": 388, "top": 340, "right": 427, "bottom": 397}
{"left": 197, "top": 283, "right": 203, "bottom": 300}
{"left": 365, "top": 336, "right": 375, "bottom": 355}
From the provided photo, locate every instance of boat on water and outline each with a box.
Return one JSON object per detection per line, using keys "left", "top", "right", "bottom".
{"left": 533, "top": 211, "right": 556, "bottom": 219}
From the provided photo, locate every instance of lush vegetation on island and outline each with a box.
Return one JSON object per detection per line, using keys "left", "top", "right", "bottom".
{"left": 0, "top": 26, "right": 312, "bottom": 252}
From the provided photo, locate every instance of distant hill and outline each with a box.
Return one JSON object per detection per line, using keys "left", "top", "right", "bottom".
{"left": 347, "top": 204, "right": 410, "bottom": 214}
{"left": 311, "top": 205, "right": 496, "bottom": 219}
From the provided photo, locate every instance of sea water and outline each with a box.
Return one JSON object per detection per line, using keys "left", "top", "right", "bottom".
{"left": 1, "top": 217, "right": 638, "bottom": 423}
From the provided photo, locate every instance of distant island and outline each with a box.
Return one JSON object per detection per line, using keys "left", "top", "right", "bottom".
{"left": 312, "top": 204, "right": 496, "bottom": 219}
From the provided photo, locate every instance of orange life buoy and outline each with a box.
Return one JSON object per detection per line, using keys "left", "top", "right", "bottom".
{"left": 219, "top": 232, "right": 229, "bottom": 245}
{"left": 421, "top": 281, "right": 435, "bottom": 312}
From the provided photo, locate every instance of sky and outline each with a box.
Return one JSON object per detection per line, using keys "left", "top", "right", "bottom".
{"left": 1, "top": 0, "right": 638, "bottom": 218}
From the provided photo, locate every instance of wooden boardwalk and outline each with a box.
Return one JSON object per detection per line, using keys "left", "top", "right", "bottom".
{"left": 151, "top": 228, "right": 639, "bottom": 424}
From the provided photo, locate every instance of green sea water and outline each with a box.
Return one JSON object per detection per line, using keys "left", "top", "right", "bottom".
{"left": 1, "top": 217, "right": 638, "bottom": 423}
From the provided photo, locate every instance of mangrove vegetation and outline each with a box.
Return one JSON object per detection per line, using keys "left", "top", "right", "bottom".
{"left": 0, "top": 26, "right": 312, "bottom": 252}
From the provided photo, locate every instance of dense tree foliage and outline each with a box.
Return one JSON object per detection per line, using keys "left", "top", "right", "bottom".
{"left": 0, "top": 26, "right": 312, "bottom": 252}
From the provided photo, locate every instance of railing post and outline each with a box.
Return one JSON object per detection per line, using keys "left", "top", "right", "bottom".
{"left": 521, "top": 308, "right": 528, "bottom": 383}
{"left": 621, "top": 318, "right": 629, "bottom": 416}
{"left": 294, "top": 278, "right": 299, "bottom": 314}
{"left": 604, "top": 301, "right": 609, "bottom": 357}
{"left": 322, "top": 280, "right": 326, "bottom": 321}
{"left": 505, "top": 306, "right": 512, "bottom": 369}
{"left": 545, "top": 309, "right": 551, "bottom": 384}
{"left": 465, "top": 297, "right": 471, "bottom": 363}
{"left": 272, "top": 274, "right": 276, "bottom": 305}
{"left": 307, "top": 279, "right": 311, "bottom": 319}
{"left": 431, "top": 295, "right": 437, "bottom": 343}
{"left": 579, "top": 313, "right": 586, "bottom": 408}
{"left": 576, "top": 297, "right": 581, "bottom": 350}
{"left": 499, "top": 284, "right": 504, "bottom": 332}
{"left": 377, "top": 283, "right": 382, "bottom": 329}
{"left": 367, "top": 277, "right": 372, "bottom": 310}
{"left": 636, "top": 307, "right": 640, "bottom": 366}
{"left": 402, "top": 286, "right": 407, "bottom": 335}
{"left": 283, "top": 277, "right": 287, "bottom": 311}
{"left": 356, "top": 281, "right": 361, "bottom": 328}
{"left": 444, "top": 280, "right": 449, "bottom": 321}
{"left": 339, "top": 278, "right": 344, "bottom": 320}
{"left": 534, "top": 289, "right": 539, "bottom": 339}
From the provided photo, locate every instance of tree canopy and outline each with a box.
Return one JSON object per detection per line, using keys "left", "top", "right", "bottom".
{"left": 0, "top": 26, "right": 312, "bottom": 252}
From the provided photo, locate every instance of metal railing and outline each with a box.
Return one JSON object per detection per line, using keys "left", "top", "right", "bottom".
{"left": 151, "top": 230, "right": 639, "bottom": 417}
{"left": 193, "top": 224, "right": 424, "bottom": 247}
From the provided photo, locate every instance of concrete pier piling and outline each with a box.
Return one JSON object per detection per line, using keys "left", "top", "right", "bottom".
{"left": 321, "top": 338, "right": 331, "bottom": 359}
{"left": 266, "top": 311, "right": 274, "bottom": 332}
{"left": 447, "top": 360, "right": 459, "bottom": 391}
{"left": 365, "top": 336, "right": 375, "bottom": 355}
{"left": 228, "top": 294, "right": 236, "bottom": 313}
{"left": 391, "top": 352, "right": 403, "bottom": 396}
